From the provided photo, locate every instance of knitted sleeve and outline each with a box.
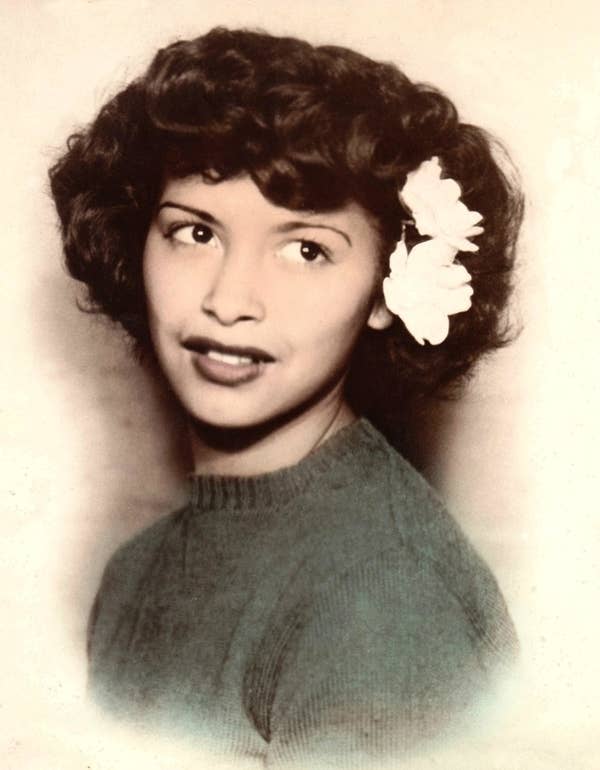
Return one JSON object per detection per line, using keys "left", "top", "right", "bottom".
{"left": 260, "top": 547, "right": 503, "bottom": 769}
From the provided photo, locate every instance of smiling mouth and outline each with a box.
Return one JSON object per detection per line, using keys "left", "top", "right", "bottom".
{"left": 204, "top": 349, "right": 255, "bottom": 366}
{"left": 182, "top": 336, "right": 275, "bottom": 385}
{"left": 182, "top": 336, "right": 275, "bottom": 364}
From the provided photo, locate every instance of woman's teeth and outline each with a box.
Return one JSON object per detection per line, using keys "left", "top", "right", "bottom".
{"left": 205, "top": 350, "right": 254, "bottom": 366}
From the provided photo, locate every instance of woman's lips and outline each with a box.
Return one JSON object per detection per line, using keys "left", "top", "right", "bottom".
{"left": 182, "top": 336, "right": 274, "bottom": 386}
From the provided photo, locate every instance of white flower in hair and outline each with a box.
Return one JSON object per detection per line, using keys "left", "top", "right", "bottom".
{"left": 383, "top": 239, "right": 474, "bottom": 346}
{"left": 400, "top": 156, "right": 484, "bottom": 252}
{"left": 383, "top": 156, "right": 483, "bottom": 345}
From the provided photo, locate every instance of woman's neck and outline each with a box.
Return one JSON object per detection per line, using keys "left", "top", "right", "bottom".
{"left": 187, "top": 392, "right": 356, "bottom": 477}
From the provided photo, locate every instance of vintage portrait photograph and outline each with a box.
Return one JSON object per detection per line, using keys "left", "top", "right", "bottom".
{"left": 2, "top": 1, "right": 599, "bottom": 768}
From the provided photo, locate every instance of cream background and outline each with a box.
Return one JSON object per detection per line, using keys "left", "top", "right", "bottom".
{"left": 2, "top": 0, "right": 599, "bottom": 767}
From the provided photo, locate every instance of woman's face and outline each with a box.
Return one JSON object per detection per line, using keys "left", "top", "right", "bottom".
{"left": 143, "top": 174, "right": 392, "bottom": 429}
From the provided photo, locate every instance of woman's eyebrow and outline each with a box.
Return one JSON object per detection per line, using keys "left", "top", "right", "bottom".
{"left": 157, "top": 204, "right": 352, "bottom": 246}
{"left": 275, "top": 221, "right": 352, "bottom": 246}
{"left": 157, "top": 201, "right": 220, "bottom": 226}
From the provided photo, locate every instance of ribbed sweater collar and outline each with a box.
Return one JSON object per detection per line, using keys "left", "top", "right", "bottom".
{"left": 189, "top": 418, "right": 383, "bottom": 513}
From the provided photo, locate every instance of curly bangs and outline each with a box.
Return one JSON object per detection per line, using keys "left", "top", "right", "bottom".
{"left": 48, "top": 26, "right": 523, "bottom": 424}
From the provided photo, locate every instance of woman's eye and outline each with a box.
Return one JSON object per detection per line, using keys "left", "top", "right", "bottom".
{"left": 278, "top": 240, "right": 328, "bottom": 264}
{"left": 169, "top": 223, "right": 219, "bottom": 247}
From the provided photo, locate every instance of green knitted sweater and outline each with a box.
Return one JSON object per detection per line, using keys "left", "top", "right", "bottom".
{"left": 88, "top": 418, "right": 517, "bottom": 768}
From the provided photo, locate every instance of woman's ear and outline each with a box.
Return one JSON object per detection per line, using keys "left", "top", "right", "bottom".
{"left": 367, "top": 297, "right": 394, "bottom": 330}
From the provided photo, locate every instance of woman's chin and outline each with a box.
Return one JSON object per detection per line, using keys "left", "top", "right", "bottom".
{"left": 184, "top": 404, "right": 291, "bottom": 436}
{"left": 183, "top": 393, "right": 330, "bottom": 444}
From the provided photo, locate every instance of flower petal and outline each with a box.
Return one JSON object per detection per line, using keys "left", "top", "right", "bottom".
{"left": 436, "top": 284, "right": 474, "bottom": 314}
{"left": 435, "top": 263, "right": 472, "bottom": 289}
{"left": 406, "top": 239, "right": 457, "bottom": 270}
{"left": 383, "top": 276, "right": 410, "bottom": 315}
{"left": 400, "top": 305, "right": 450, "bottom": 346}
{"left": 399, "top": 157, "right": 484, "bottom": 251}
{"left": 388, "top": 240, "right": 409, "bottom": 276}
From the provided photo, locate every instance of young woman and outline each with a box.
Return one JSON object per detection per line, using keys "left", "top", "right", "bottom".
{"left": 49, "top": 26, "right": 523, "bottom": 768}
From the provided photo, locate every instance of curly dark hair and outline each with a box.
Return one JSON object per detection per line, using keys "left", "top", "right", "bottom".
{"left": 49, "top": 26, "right": 523, "bottom": 431}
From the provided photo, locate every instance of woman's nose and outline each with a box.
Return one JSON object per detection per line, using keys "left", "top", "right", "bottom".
{"left": 201, "top": 250, "right": 266, "bottom": 326}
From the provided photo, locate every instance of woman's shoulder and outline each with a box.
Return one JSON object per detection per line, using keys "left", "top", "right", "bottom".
{"left": 256, "top": 539, "right": 516, "bottom": 762}
{"left": 347, "top": 420, "right": 518, "bottom": 656}
{"left": 93, "top": 504, "right": 188, "bottom": 601}
{"left": 359, "top": 420, "right": 500, "bottom": 561}
{"left": 356, "top": 419, "right": 451, "bottom": 514}
{"left": 318, "top": 539, "right": 516, "bottom": 666}
{"left": 87, "top": 504, "right": 189, "bottom": 656}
